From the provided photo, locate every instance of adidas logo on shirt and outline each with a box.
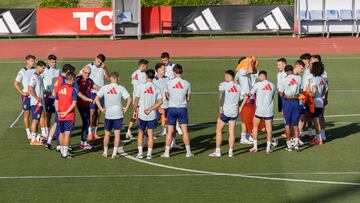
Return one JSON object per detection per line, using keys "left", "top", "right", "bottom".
{"left": 319, "top": 79, "right": 325, "bottom": 86}
{"left": 288, "top": 78, "right": 298, "bottom": 86}
{"left": 228, "top": 85, "right": 238, "bottom": 93}
{"left": 144, "top": 86, "right": 154, "bottom": 94}
{"left": 132, "top": 74, "right": 138, "bottom": 81}
{"left": 173, "top": 82, "right": 183, "bottom": 89}
{"left": 262, "top": 84, "right": 272, "bottom": 91}
{"left": 107, "top": 87, "right": 117, "bottom": 94}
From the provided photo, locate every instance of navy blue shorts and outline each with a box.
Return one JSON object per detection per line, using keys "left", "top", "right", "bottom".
{"left": 255, "top": 115, "right": 274, "bottom": 120}
{"left": 219, "top": 114, "right": 237, "bottom": 123}
{"left": 90, "top": 93, "right": 104, "bottom": 110}
{"left": 299, "top": 102, "right": 305, "bottom": 115}
{"left": 104, "top": 118, "right": 123, "bottom": 131}
{"left": 138, "top": 119, "right": 157, "bottom": 131}
{"left": 54, "top": 111, "right": 59, "bottom": 123}
{"left": 278, "top": 95, "right": 284, "bottom": 113}
{"left": 31, "top": 105, "right": 43, "bottom": 120}
{"left": 310, "top": 108, "right": 323, "bottom": 118}
{"left": 283, "top": 99, "right": 300, "bottom": 126}
{"left": 45, "top": 97, "right": 56, "bottom": 113}
{"left": 166, "top": 108, "right": 189, "bottom": 126}
{"left": 21, "top": 96, "right": 30, "bottom": 111}
{"left": 59, "top": 120, "right": 74, "bottom": 133}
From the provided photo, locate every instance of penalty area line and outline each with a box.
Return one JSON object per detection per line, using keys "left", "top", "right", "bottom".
{"left": 120, "top": 152, "right": 360, "bottom": 186}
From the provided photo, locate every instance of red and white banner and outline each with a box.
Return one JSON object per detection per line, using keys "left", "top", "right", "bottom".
{"left": 37, "top": 8, "right": 112, "bottom": 35}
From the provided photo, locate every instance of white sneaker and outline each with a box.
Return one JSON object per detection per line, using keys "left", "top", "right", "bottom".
{"left": 111, "top": 154, "right": 117, "bottom": 159}
{"left": 266, "top": 147, "right": 272, "bottom": 154}
{"left": 102, "top": 153, "right": 108, "bottom": 158}
{"left": 136, "top": 153, "right": 143, "bottom": 159}
{"left": 228, "top": 151, "right": 234, "bottom": 157}
{"left": 186, "top": 153, "right": 194, "bottom": 158}
{"left": 161, "top": 153, "right": 170, "bottom": 158}
{"left": 208, "top": 152, "right": 221, "bottom": 157}
{"left": 247, "top": 134, "right": 254, "bottom": 142}
{"left": 158, "top": 128, "right": 167, "bottom": 136}
{"left": 27, "top": 134, "right": 32, "bottom": 140}
{"left": 126, "top": 130, "right": 133, "bottom": 139}
{"left": 321, "top": 134, "right": 327, "bottom": 141}
{"left": 170, "top": 140, "right": 184, "bottom": 149}
{"left": 294, "top": 145, "right": 300, "bottom": 151}
{"left": 146, "top": 155, "right": 152, "bottom": 160}
{"left": 176, "top": 126, "right": 183, "bottom": 135}
{"left": 117, "top": 147, "right": 124, "bottom": 154}
{"left": 298, "top": 139, "right": 305, "bottom": 146}
{"left": 240, "top": 139, "right": 253, "bottom": 144}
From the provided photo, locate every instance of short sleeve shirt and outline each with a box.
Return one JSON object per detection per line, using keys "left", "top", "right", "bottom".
{"left": 15, "top": 67, "right": 35, "bottom": 93}
{"left": 251, "top": 80, "right": 275, "bottom": 117}
{"left": 166, "top": 78, "right": 191, "bottom": 108}
{"left": 97, "top": 83, "right": 130, "bottom": 119}
{"left": 154, "top": 76, "right": 170, "bottom": 109}
{"left": 310, "top": 76, "right": 328, "bottom": 108}
{"left": 29, "top": 73, "right": 44, "bottom": 106}
{"left": 279, "top": 74, "right": 302, "bottom": 96}
{"left": 219, "top": 81, "right": 241, "bottom": 118}
{"left": 136, "top": 82, "right": 162, "bottom": 121}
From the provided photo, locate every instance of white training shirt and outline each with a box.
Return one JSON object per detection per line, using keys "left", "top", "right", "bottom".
{"left": 43, "top": 66, "right": 60, "bottom": 98}
{"left": 166, "top": 77, "right": 191, "bottom": 108}
{"left": 28, "top": 73, "right": 44, "bottom": 106}
{"left": 136, "top": 81, "right": 162, "bottom": 121}
{"left": 154, "top": 76, "right": 170, "bottom": 109}
{"left": 131, "top": 69, "right": 147, "bottom": 96}
{"left": 279, "top": 74, "right": 302, "bottom": 96}
{"left": 251, "top": 80, "right": 275, "bottom": 117}
{"left": 97, "top": 83, "right": 130, "bottom": 119}
{"left": 165, "top": 63, "right": 176, "bottom": 79}
{"left": 302, "top": 67, "right": 313, "bottom": 91}
{"left": 219, "top": 81, "right": 241, "bottom": 118}
{"left": 235, "top": 69, "right": 251, "bottom": 96}
{"left": 15, "top": 67, "right": 35, "bottom": 93}
{"left": 310, "top": 76, "right": 328, "bottom": 108}
{"left": 277, "top": 70, "right": 287, "bottom": 91}
{"left": 86, "top": 63, "right": 106, "bottom": 93}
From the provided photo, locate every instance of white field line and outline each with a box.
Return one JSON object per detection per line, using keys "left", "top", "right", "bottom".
{"left": 3, "top": 56, "right": 360, "bottom": 63}
{"left": 120, "top": 152, "right": 360, "bottom": 186}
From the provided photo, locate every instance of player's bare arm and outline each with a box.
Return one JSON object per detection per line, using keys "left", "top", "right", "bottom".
{"left": 78, "top": 92, "right": 92, "bottom": 103}
{"left": 145, "top": 99, "right": 163, "bottom": 115}
{"left": 133, "top": 97, "right": 140, "bottom": 118}
{"left": 218, "top": 91, "right": 224, "bottom": 115}
{"left": 13, "top": 80, "right": 28, "bottom": 96}
{"left": 94, "top": 95, "right": 105, "bottom": 113}
{"left": 102, "top": 63, "right": 110, "bottom": 81}
{"left": 123, "top": 96, "right": 132, "bottom": 114}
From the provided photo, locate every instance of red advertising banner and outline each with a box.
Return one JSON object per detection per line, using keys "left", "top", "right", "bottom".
{"left": 142, "top": 6, "right": 172, "bottom": 34}
{"left": 37, "top": 8, "right": 112, "bottom": 35}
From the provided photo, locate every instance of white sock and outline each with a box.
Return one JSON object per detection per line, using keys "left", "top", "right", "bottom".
{"left": 94, "top": 127, "right": 98, "bottom": 134}
{"left": 286, "top": 141, "right": 291, "bottom": 148}
{"left": 294, "top": 138, "right": 299, "bottom": 146}
{"left": 321, "top": 129, "right": 326, "bottom": 140}
{"left": 241, "top": 133, "right": 246, "bottom": 140}
{"left": 25, "top": 128, "right": 30, "bottom": 136}
{"left": 127, "top": 128, "right": 131, "bottom": 134}
{"left": 56, "top": 145, "right": 60, "bottom": 151}
{"left": 138, "top": 146, "right": 143, "bottom": 155}
{"left": 113, "top": 147, "right": 118, "bottom": 156}
{"left": 63, "top": 146, "right": 69, "bottom": 157}
{"left": 147, "top": 148, "right": 153, "bottom": 157}
{"left": 185, "top": 145, "right": 191, "bottom": 154}
{"left": 41, "top": 128, "right": 46, "bottom": 136}
{"left": 229, "top": 148, "right": 233, "bottom": 154}
{"left": 45, "top": 127, "right": 49, "bottom": 135}
{"left": 266, "top": 141, "right": 271, "bottom": 150}
{"left": 31, "top": 133, "right": 36, "bottom": 141}
{"left": 88, "top": 127, "right": 92, "bottom": 135}
{"left": 215, "top": 147, "right": 221, "bottom": 154}
{"left": 47, "top": 136, "right": 53, "bottom": 144}
{"left": 118, "top": 146, "right": 124, "bottom": 153}
{"left": 316, "top": 134, "right": 322, "bottom": 141}
{"left": 165, "top": 146, "right": 170, "bottom": 154}
{"left": 104, "top": 147, "right": 108, "bottom": 155}
{"left": 253, "top": 140, "right": 258, "bottom": 150}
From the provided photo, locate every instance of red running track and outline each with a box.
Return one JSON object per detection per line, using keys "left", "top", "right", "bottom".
{"left": 1, "top": 37, "right": 360, "bottom": 59}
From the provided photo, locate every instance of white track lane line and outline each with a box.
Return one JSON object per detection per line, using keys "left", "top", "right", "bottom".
{"left": 120, "top": 152, "right": 360, "bottom": 186}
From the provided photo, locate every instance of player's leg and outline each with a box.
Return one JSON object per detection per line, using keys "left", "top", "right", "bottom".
{"left": 265, "top": 118, "right": 273, "bottom": 153}
{"left": 249, "top": 116, "right": 261, "bottom": 153}
{"left": 22, "top": 96, "right": 31, "bottom": 139}
{"left": 136, "top": 119, "right": 146, "bottom": 159}
{"left": 93, "top": 108, "right": 100, "bottom": 139}
{"left": 311, "top": 108, "right": 323, "bottom": 145}
{"left": 30, "top": 105, "right": 42, "bottom": 145}
{"left": 178, "top": 108, "right": 192, "bottom": 157}
{"left": 103, "top": 119, "right": 112, "bottom": 157}
{"left": 246, "top": 104, "right": 256, "bottom": 141}
{"left": 320, "top": 107, "right": 326, "bottom": 141}
{"left": 39, "top": 111, "right": 48, "bottom": 140}
{"left": 162, "top": 108, "right": 176, "bottom": 157}
{"left": 228, "top": 119, "right": 236, "bottom": 157}
{"left": 240, "top": 104, "right": 252, "bottom": 144}
{"left": 209, "top": 117, "right": 226, "bottom": 157}
{"left": 45, "top": 97, "right": 55, "bottom": 134}
{"left": 292, "top": 101, "right": 301, "bottom": 150}
{"left": 80, "top": 107, "right": 92, "bottom": 149}
{"left": 146, "top": 127, "right": 154, "bottom": 160}
{"left": 283, "top": 100, "right": 292, "bottom": 151}
{"left": 62, "top": 130, "right": 72, "bottom": 158}
{"left": 45, "top": 122, "right": 56, "bottom": 150}
{"left": 112, "top": 129, "right": 121, "bottom": 159}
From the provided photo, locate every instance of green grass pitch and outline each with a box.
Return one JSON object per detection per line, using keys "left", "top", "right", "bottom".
{"left": 0, "top": 56, "right": 359, "bottom": 202}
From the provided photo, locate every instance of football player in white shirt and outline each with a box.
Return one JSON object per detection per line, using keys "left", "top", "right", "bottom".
{"left": 240, "top": 71, "right": 275, "bottom": 154}
{"left": 95, "top": 72, "right": 132, "bottom": 159}
{"left": 309, "top": 62, "right": 328, "bottom": 145}
{"left": 13, "top": 55, "right": 36, "bottom": 139}
{"left": 134, "top": 69, "right": 162, "bottom": 160}
{"left": 28, "top": 61, "right": 47, "bottom": 145}
{"left": 294, "top": 60, "right": 306, "bottom": 146}
{"left": 126, "top": 59, "right": 149, "bottom": 139}
{"left": 154, "top": 63, "right": 170, "bottom": 136}
{"left": 278, "top": 65, "right": 302, "bottom": 151}
{"left": 43, "top": 54, "right": 60, "bottom": 134}
{"left": 161, "top": 52, "right": 183, "bottom": 136}
{"left": 161, "top": 64, "right": 193, "bottom": 158}
{"left": 209, "top": 70, "right": 241, "bottom": 158}
{"left": 310, "top": 55, "right": 328, "bottom": 141}
{"left": 300, "top": 53, "right": 314, "bottom": 137}
{"left": 81, "top": 54, "right": 110, "bottom": 140}
{"left": 276, "top": 58, "right": 287, "bottom": 115}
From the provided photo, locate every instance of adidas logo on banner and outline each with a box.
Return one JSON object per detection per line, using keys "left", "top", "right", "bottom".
{"left": 0, "top": 11, "right": 21, "bottom": 34}
{"left": 186, "top": 8, "right": 221, "bottom": 31}
{"left": 256, "top": 7, "right": 290, "bottom": 30}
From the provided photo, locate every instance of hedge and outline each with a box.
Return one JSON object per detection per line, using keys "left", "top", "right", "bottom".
{"left": 39, "top": 0, "right": 79, "bottom": 8}
{"left": 249, "top": 0, "right": 294, "bottom": 4}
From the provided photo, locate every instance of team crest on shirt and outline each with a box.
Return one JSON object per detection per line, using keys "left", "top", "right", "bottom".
{"left": 288, "top": 78, "right": 298, "bottom": 86}
{"left": 227, "top": 85, "right": 238, "bottom": 93}
{"left": 173, "top": 82, "right": 183, "bottom": 89}
{"left": 107, "top": 87, "right": 117, "bottom": 94}
{"left": 144, "top": 86, "right": 154, "bottom": 94}
{"left": 319, "top": 79, "right": 325, "bottom": 86}
{"left": 262, "top": 84, "right": 272, "bottom": 91}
